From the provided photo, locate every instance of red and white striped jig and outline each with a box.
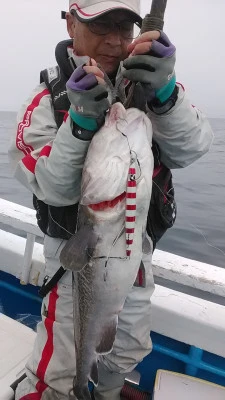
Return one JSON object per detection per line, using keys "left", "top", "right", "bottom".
{"left": 125, "top": 154, "right": 137, "bottom": 257}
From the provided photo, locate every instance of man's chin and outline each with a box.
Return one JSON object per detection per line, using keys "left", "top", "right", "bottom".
{"left": 97, "top": 56, "right": 120, "bottom": 75}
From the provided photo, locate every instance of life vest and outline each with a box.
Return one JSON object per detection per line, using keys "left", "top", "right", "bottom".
{"left": 34, "top": 62, "right": 177, "bottom": 250}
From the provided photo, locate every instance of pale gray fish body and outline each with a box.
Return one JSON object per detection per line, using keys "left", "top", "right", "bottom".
{"left": 60, "top": 103, "right": 153, "bottom": 400}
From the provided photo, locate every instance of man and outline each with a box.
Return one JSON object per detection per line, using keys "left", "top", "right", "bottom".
{"left": 9, "top": 0, "right": 213, "bottom": 399}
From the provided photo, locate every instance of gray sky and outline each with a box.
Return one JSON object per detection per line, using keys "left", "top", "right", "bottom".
{"left": 0, "top": 0, "right": 224, "bottom": 118}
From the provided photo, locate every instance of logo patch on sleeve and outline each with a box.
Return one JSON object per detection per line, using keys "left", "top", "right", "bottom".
{"left": 47, "top": 67, "right": 59, "bottom": 84}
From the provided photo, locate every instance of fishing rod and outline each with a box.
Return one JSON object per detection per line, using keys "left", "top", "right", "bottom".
{"left": 141, "top": 0, "right": 168, "bottom": 33}
{"left": 124, "top": 0, "right": 168, "bottom": 108}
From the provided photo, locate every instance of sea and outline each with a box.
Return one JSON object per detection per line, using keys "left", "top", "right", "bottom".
{"left": 0, "top": 111, "right": 224, "bottom": 269}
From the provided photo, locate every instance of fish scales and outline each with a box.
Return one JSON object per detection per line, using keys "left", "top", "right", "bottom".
{"left": 60, "top": 102, "right": 153, "bottom": 399}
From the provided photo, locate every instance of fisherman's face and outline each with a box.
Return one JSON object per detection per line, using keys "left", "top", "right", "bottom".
{"left": 67, "top": 10, "right": 136, "bottom": 75}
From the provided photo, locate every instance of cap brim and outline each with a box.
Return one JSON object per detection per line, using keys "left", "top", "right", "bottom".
{"left": 69, "top": 1, "right": 142, "bottom": 24}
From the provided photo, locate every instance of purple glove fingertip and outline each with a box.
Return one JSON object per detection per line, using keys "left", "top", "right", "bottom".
{"left": 159, "top": 31, "right": 174, "bottom": 46}
{"left": 72, "top": 65, "right": 87, "bottom": 81}
{"left": 151, "top": 31, "right": 176, "bottom": 58}
{"left": 67, "top": 65, "right": 98, "bottom": 91}
{"left": 71, "top": 73, "right": 98, "bottom": 91}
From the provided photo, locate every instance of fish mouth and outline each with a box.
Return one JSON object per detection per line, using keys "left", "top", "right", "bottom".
{"left": 88, "top": 192, "right": 126, "bottom": 211}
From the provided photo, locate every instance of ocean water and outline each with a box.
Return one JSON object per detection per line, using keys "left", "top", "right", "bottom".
{"left": 0, "top": 111, "right": 224, "bottom": 268}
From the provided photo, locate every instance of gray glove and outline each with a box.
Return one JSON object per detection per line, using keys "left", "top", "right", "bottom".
{"left": 123, "top": 31, "right": 176, "bottom": 104}
{"left": 67, "top": 65, "right": 110, "bottom": 133}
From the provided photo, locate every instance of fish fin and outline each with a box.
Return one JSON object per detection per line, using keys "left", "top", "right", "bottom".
{"left": 74, "top": 385, "right": 92, "bottom": 400}
{"left": 60, "top": 225, "right": 98, "bottom": 271}
{"left": 142, "top": 236, "right": 152, "bottom": 254}
{"left": 89, "top": 360, "right": 98, "bottom": 386}
{"left": 134, "top": 261, "right": 146, "bottom": 288}
{"left": 96, "top": 320, "right": 117, "bottom": 354}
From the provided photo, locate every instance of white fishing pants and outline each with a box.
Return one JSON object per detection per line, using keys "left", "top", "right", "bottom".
{"left": 15, "top": 235, "right": 155, "bottom": 400}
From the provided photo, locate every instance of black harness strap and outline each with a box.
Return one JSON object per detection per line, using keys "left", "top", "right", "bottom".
{"left": 37, "top": 64, "right": 74, "bottom": 298}
{"left": 39, "top": 267, "right": 66, "bottom": 298}
{"left": 10, "top": 373, "right": 27, "bottom": 392}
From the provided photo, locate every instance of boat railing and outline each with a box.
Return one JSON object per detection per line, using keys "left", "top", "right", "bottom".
{"left": 0, "top": 198, "right": 224, "bottom": 296}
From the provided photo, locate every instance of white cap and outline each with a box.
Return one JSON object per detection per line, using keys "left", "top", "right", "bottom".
{"left": 69, "top": 0, "right": 142, "bottom": 23}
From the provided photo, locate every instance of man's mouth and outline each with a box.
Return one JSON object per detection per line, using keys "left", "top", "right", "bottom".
{"left": 100, "top": 55, "right": 119, "bottom": 61}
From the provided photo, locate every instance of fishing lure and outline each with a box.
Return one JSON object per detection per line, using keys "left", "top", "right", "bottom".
{"left": 125, "top": 154, "right": 137, "bottom": 257}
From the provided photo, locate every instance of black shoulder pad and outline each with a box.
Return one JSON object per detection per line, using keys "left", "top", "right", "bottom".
{"left": 40, "top": 66, "right": 70, "bottom": 129}
{"left": 40, "top": 66, "right": 60, "bottom": 87}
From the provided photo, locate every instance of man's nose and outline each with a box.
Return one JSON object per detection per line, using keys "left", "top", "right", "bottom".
{"left": 105, "top": 29, "right": 122, "bottom": 45}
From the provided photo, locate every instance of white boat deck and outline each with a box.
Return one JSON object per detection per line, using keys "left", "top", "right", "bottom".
{"left": 0, "top": 313, "right": 36, "bottom": 399}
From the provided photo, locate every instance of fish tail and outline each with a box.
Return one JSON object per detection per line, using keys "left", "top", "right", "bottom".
{"left": 74, "top": 384, "right": 92, "bottom": 400}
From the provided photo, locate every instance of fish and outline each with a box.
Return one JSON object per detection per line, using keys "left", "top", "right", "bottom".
{"left": 60, "top": 102, "right": 153, "bottom": 399}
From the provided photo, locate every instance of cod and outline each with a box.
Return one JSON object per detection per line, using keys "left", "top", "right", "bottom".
{"left": 60, "top": 102, "right": 153, "bottom": 399}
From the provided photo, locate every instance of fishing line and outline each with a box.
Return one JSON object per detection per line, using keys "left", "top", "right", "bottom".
{"left": 78, "top": 225, "right": 127, "bottom": 283}
{"left": 116, "top": 117, "right": 142, "bottom": 179}
{"left": 152, "top": 180, "right": 174, "bottom": 206}
{"left": 115, "top": 118, "right": 142, "bottom": 182}
{"left": 86, "top": 254, "right": 127, "bottom": 261}
{"left": 115, "top": 116, "right": 129, "bottom": 140}
{"left": 190, "top": 224, "right": 225, "bottom": 258}
{"left": 49, "top": 208, "right": 74, "bottom": 237}
{"left": 112, "top": 224, "right": 125, "bottom": 246}
{"left": 86, "top": 225, "right": 127, "bottom": 263}
{"left": 83, "top": 226, "right": 128, "bottom": 282}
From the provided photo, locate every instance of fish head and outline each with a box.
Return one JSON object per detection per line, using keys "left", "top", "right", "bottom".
{"left": 81, "top": 102, "right": 131, "bottom": 210}
{"left": 81, "top": 102, "right": 152, "bottom": 209}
